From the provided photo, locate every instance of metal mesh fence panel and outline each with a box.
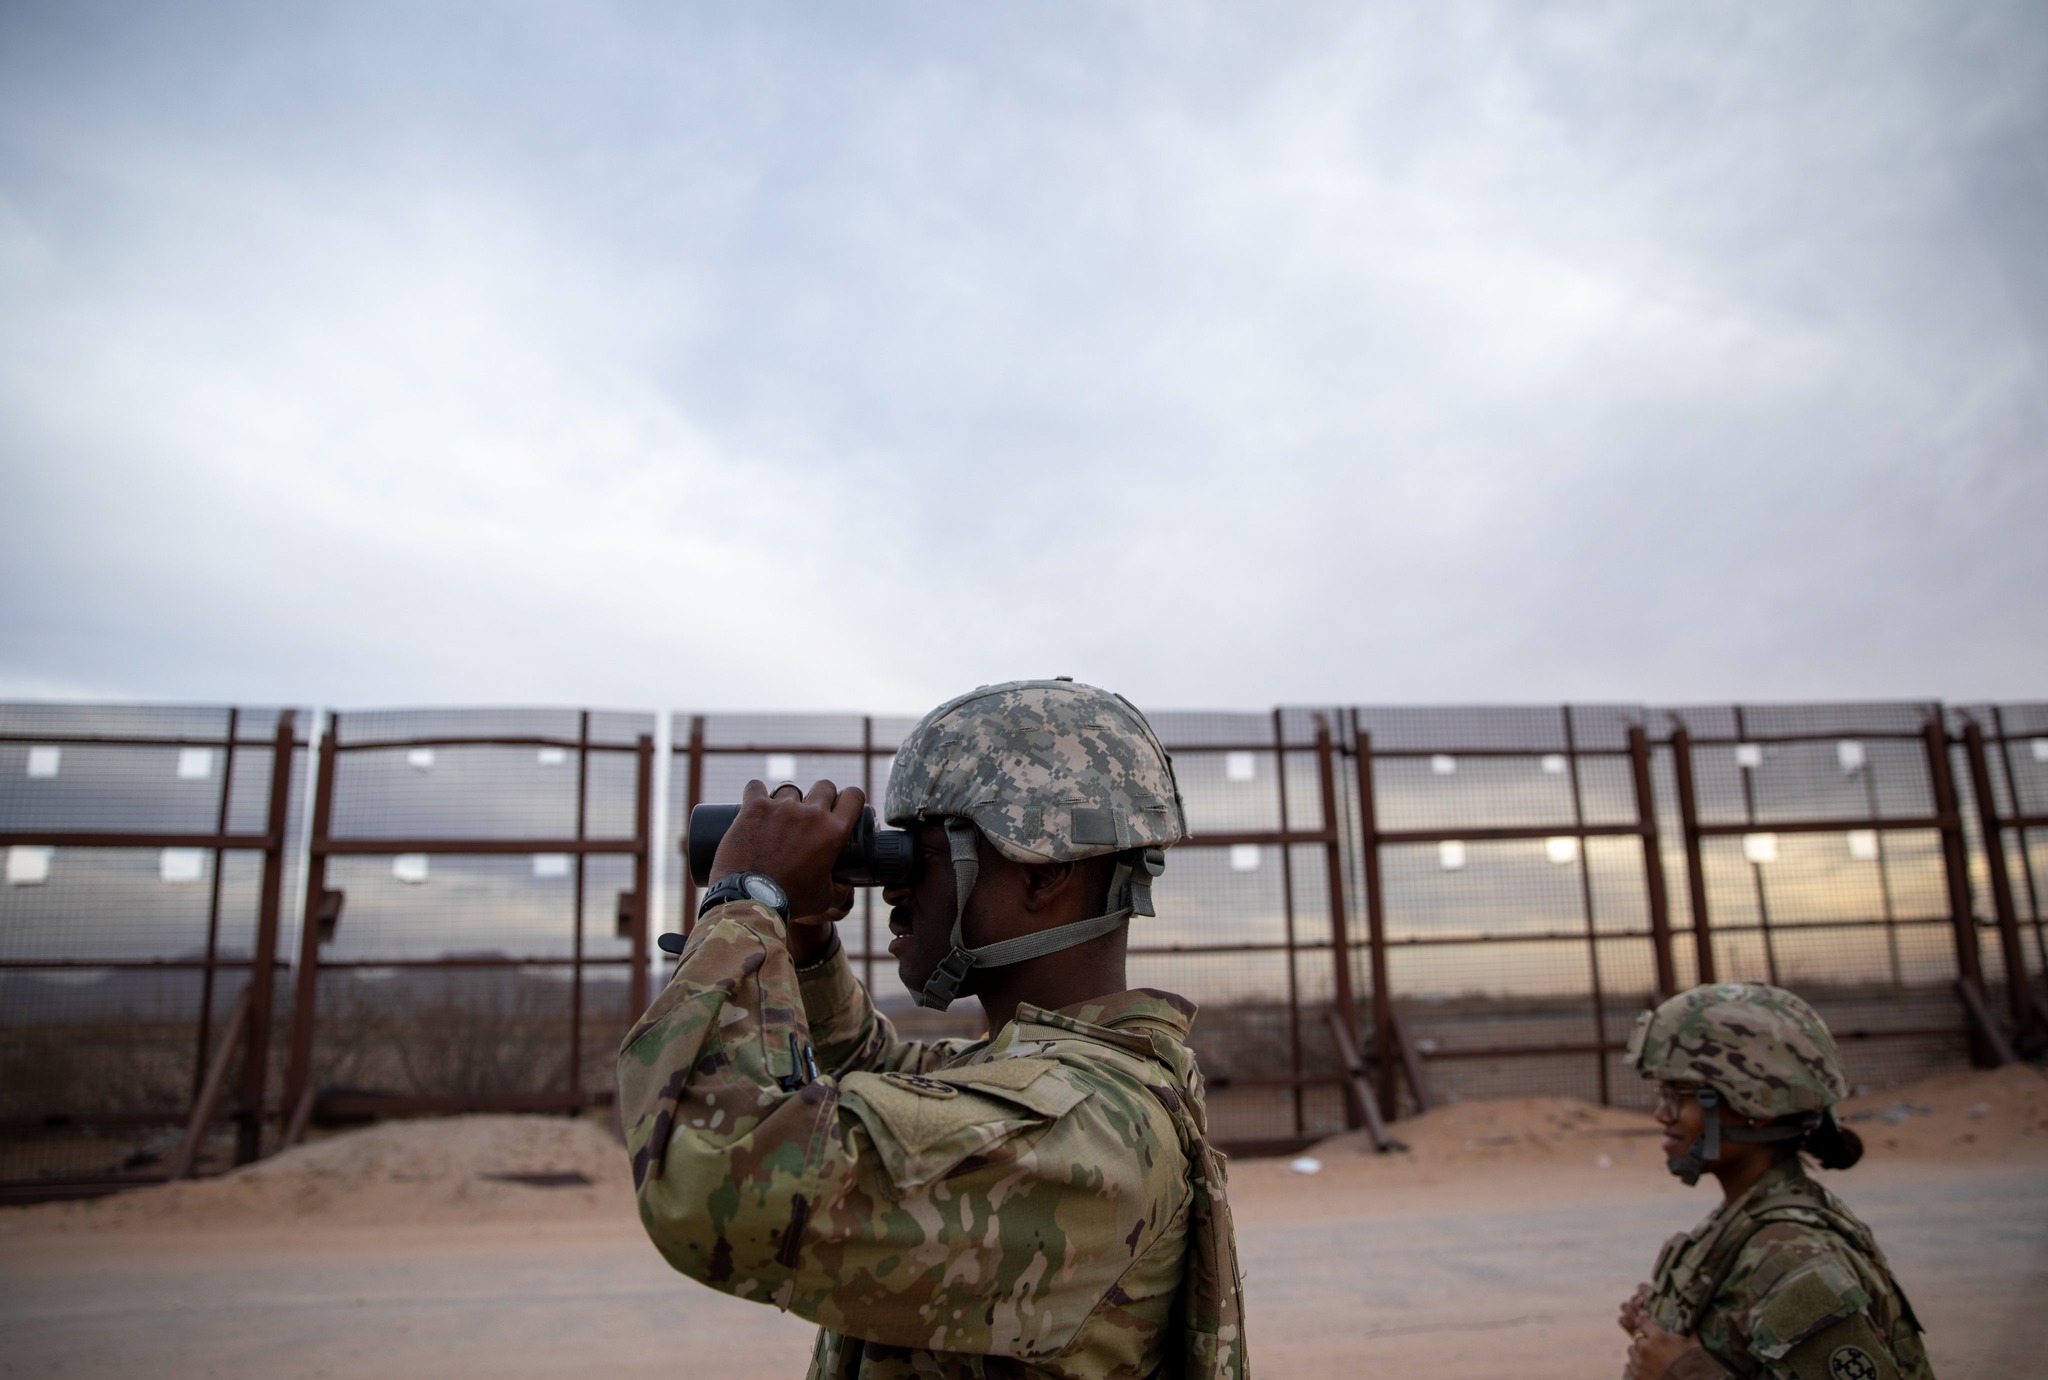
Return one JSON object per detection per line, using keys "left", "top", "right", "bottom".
{"left": 0, "top": 703, "right": 306, "bottom": 1193}
{"left": 284, "top": 708, "right": 653, "bottom": 1124}
{"left": 7, "top": 697, "right": 2036, "bottom": 1182}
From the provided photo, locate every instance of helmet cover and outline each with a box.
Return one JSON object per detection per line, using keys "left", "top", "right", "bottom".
{"left": 884, "top": 679, "right": 1188, "bottom": 863}
{"left": 1626, "top": 981, "right": 1850, "bottom": 1121}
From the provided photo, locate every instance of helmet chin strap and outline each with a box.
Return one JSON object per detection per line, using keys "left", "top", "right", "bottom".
{"left": 915, "top": 819, "right": 1165, "bottom": 1011}
{"left": 1665, "top": 1088, "right": 1821, "bottom": 1186}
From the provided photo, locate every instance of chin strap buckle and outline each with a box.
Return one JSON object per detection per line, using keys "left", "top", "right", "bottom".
{"left": 918, "top": 946, "right": 975, "bottom": 1011}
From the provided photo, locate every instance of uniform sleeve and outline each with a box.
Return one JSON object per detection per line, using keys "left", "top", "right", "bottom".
{"left": 617, "top": 901, "right": 1189, "bottom": 1361}
{"left": 1723, "top": 1226, "right": 1911, "bottom": 1380}
{"left": 792, "top": 930, "right": 978, "bottom": 1077}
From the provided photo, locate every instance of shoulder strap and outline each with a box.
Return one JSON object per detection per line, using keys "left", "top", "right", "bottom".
{"left": 1676, "top": 1178, "right": 1886, "bottom": 1338}
{"left": 1047, "top": 1022, "right": 1248, "bottom": 1380}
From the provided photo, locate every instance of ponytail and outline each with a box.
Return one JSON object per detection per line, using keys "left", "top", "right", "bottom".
{"left": 1804, "top": 1109, "right": 1864, "bottom": 1170}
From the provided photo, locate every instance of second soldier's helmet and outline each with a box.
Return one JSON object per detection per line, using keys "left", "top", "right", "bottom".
{"left": 884, "top": 679, "right": 1188, "bottom": 1009}
{"left": 1627, "top": 981, "right": 1852, "bottom": 1120}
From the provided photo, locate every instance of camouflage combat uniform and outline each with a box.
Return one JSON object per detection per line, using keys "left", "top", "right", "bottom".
{"left": 1641, "top": 1157, "right": 1932, "bottom": 1380}
{"left": 620, "top": 680, "right": 1246, "bottom": 1380}
{"left": 1627, "top": 984, "right": 1934, "bottom": 1380}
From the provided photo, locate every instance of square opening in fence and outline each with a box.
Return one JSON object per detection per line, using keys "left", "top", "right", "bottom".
{"left": 1742, "top": 833, "right": 1779, "bottom": 864}
{"left": 1545, "top": 836, "right": 1578, "bottom": 864}
{"left": 6, "top": 845, "right": 52, "bottom": 885}
{"left": 1431, "top": 754, "right": 1457, "bottom": 776}
{"left": 533, "top": 853, "right": 572, "bottom": 879}
{"left": 1847, "top": 830, "right": 1880, "bottom": 862}
{"left": 2034, "top": 739, "right": 2048, "bottom": 764}
{"left": 1540, "top": 754, "right": 1566, "bottom": 775}
{"left": 537, "top": 747, "right": 568, "bottom": 767}
{"left": 159, "top": 848, "right": 207, "bottom": 882}
{"left": 26, "top": 746, "right": 60, "bottom": 778}
{"left": 1836, "top": 741, "right": 1865, "bottom": 774}
{"left": 1735, "top": 744, "right": 1763, "bottom": 769}
{"left": 406, "top": 748, "right": 435, "bottom": 771}
{"left": 1225, "top": 751, "right": 1257, "bottom": 783}
{"left": 1438, "top": 840, "right": 1467, "bottom": 870}
{"left": 1228, "top": 844, "right": 1261, "bottom": 872}
{"left": 176, "top": 747, "right": 214, "bottom": 780}
{"left": 766, "top": 754, "right": 797, "bottom": 782}
{"left": 392, "top": 854, "right": 430, "bottom": 884}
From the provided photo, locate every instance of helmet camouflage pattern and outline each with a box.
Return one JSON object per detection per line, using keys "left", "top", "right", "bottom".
{"left": 884, "top": 678, "right": 1188, "bottom": 863}
{"left": 1626, "top": 982, "right": 1850, "bottom": 1121}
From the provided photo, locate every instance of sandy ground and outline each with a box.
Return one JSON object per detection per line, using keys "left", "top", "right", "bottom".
{"left": 2, "top": 1066, "right": 2044, "bottom": 1379}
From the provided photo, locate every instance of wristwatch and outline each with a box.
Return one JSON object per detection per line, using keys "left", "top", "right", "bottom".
{"left": 697, "top": 872, "right": 790, "bottom": 924}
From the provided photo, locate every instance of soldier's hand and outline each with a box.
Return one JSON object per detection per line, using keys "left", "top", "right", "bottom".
{"left": 1624, "top": 1317, "right": 1698, "bottom": 1380}
{"left": 1618, "top": 1283, "right": 1651, "bottom": 1335}
{"left": 787, "top": 881, "right": 856, "bottom": 966}
{"left": 711, "top": 779, "right": 866, "bottom": 924}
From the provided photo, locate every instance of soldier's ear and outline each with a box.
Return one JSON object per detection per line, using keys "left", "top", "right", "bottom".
{"left": 1019, "top": 859, "right": 1080, "bottom": 911}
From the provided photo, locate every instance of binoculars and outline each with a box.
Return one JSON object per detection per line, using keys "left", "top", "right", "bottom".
{"left": 685, "top": 803, "right": 916, "bottom": 889}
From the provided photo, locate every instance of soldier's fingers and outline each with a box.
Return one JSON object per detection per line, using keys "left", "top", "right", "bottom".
{"left": 832, "top": 784, "right": 867, "bottom": 827}
{"left": 741, "top": 779, "right": 770, "bottom": 804}
{"left": 803, "top": 779, "right": 837, "bottom": 809}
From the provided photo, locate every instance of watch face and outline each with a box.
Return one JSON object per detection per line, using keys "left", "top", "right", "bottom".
{"left": 743, "top": 875, "right": 788, "bottom": 912}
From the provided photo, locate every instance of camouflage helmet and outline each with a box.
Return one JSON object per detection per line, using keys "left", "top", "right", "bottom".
{"left": 1626, "top": 981, "right": 1850, "bottom": 1121}
{"left": 884, "top": 678, "right": 1188, "bottom": 862}
{"left": 884, "top": 679, "right": 1188, "bottom": 1010}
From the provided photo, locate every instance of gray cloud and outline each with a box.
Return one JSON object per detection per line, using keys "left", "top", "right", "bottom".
{"left": 1, "top": 1, "right": 2043, "bottom": 714}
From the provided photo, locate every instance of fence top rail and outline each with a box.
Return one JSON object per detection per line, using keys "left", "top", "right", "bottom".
{"left": 1661, "top": 728, "right": 1933, "bottom": 746}
{"left": 1350, "top": 742, "right": 1635, "bottom": 759}
{"left": 0, "top": 829, "right": 276, "bottom": 849}
{"left": 0, "top": 732, "right": 297, "bottom": 750}
{"left": 330, "top": 733, "right": 643, "bottom": 753}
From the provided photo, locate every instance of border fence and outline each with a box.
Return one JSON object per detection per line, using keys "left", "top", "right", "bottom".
{"left": 4, "top": 698, "right": 2043, "bottom": 1199}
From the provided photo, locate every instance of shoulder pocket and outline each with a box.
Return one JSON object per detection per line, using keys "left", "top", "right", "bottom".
{"left": 839, "top": 1058, "right": 1088, "bottom": 1192}
{"left": 1748, "top": 1255, "right": 1872, "bottom": 1360}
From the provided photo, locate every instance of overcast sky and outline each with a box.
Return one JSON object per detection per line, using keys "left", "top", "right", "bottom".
{"left": 1, "top": 2, "right": 2043, "bottom": 717}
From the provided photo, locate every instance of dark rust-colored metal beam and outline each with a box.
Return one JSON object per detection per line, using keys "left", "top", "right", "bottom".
{"left": 1272, "top": 710, "right": 1304, "bottom": 1139}
{"left": 1325, "top": 1008, "right": 1405, "bottom": 1152}
{"left": 1314, "top": 717, "right": 1359, "bottom": 1068}
{"left": 1374, "top": 823, "right": 1650, "bottom": 844}
{"left": 1960, "top": 718, "right": 2036, "bottom": 1036}
{"left": 1669, "top": 726, "right": 1716, "bottom": 984}
{"left": 1924, "top": 718, "right": 1990, "bottom": 1060}
{"left": 169, "top": 984, "right": 251, "bottom": 1181}
{"left": 1628, "top": 725, "right": 1677, "bottom": 998}
{"left": 628, "top": 732, "right": 653, "bottom": 1019}
{"left": 311, "top": 837, "right": 642, "bottom": 856}
{"left": 236, "top": 710, "right": 295, "bottom": 1164}
{"left": 283, "top": 716, "right": 340, "bottom": 1123}
{"left": 1384, "top": 1005, "right": 1434, "bottom": 1113}
{"left": 1691, "top": 816, "right": 1951, "bottom": 837}
{"left": 1350, "top": 721, "right": 1398, "bottom": 1121}
{"left": 0, "top": 830, "right": 273, "bottom": 849}
{"left": 1954, "top": 978, "right": 2017, "bottom": 1067}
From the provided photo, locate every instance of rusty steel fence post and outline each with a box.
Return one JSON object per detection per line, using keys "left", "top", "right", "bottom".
{"left": 283, "top": 714, "right": 340, "bottom": 1126}
{"left": 681, "top": 715, "right": 706, "bottom": 935}
{"left": 1312, "top": 716, "right": 1361, "bottom": 1132}
{"left": 193, "top": 707, "right": 238, "bottom": 1104}
{"left": 1270, "top": 711, "right": 1305, "bottom": 1139}
{"left": 1627, "top": 725, "right": 1678, "bottom": 998}
{"left": 1668, "top": 725, "right": 1717, "bottom": 985}
{"left": 1923, "top": 713, "right": 2005, "bottom": 1067}
{"left": 236, "top": 709, "right": 296, "bottom": 1163}
{"left": 629, "top": 733, "right": 653, "bottom": 1019}
{"left": 1348, "top": 724, "right": 1398, "bottom": 1121}
{"left": 1960, "top": 718, "right": 2037, "bottom": 1042}
{"left": 570, "top": 711, "right": 589, "bottom": 1101}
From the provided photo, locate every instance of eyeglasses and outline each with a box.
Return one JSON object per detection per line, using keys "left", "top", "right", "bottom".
{"left": 1654, "top": 1082, "right": 1706, "bottom": 1117}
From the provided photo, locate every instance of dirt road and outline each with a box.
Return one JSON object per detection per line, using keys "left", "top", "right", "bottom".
{"left": 5, "top": 1072, "right": 2045, "bottom": 1378}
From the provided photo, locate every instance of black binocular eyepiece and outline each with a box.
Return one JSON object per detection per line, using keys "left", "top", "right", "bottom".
{"left": 685, "top": 803, "right": 916, "bottom": 889}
